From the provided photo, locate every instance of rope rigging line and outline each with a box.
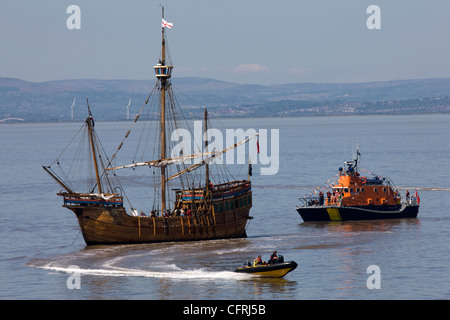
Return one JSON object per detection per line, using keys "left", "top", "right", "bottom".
{"left": 303, "top": 173, "right": 340, "bottom": 198}
{"left": 134, "top": 85, "right": 160, "bottom": 163}
{"left": 50, "top": 123, "right": 86, "bottom": 166}
{"left": 105, "top": 84, "right": 158, "bottom": 169}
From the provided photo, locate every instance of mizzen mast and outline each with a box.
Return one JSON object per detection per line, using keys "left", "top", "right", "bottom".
{"left": 154, "top": 6, "right": 173, "bottom": 213}
{"left": 204, "top": 108, "right": 210, "bottom": 193}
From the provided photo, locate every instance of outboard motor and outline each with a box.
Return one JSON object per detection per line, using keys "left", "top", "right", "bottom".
{"left": 278, "top": 255, "right": 284, "bottom": 263}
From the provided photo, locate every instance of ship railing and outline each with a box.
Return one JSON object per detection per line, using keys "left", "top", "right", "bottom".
{"left": 404, "top": 196, "right": 419, "bottom": 206}
{"left": 142, "top": 208, "right": 210, "bottom": 218}
{"left": 385, "top": 177, "right": 397, "bottom": 189}
{"left": 211, "top": 180, "right": 251, "bottom": 193}
{"left": 175, "top": 180, "right": 251, "bottom": 200}
{"left": 364, "top": 177, "right": 385, "bottom": 185}
{"left": 298, "top": 196, "right": 324, "bottom": 207}
{"left": 212, "top": 180, "right": 251, "bottom": 199}
{"left": 58, "top": 192, "right": 124, "bottom": 207}
{"left": 298, "top": 195, "right": 344, "bottom": 207}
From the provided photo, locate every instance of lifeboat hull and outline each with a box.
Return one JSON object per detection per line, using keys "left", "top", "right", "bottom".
{"left": 297, "top": 204, "right": 419, "bottom": 222}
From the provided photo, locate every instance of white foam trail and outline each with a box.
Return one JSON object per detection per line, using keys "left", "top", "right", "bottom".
{"left": 213, "top": 247, "right": 250, "bottom": 255}
{"left": 35, "top": 263, "right": 251, "bottom": 281}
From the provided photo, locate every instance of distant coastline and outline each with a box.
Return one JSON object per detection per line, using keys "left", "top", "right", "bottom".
{"left": 1, "top": 77, "right": 449, "bottom": 122}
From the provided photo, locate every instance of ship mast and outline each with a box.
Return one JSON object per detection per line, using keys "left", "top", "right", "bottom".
{"left": 154, "top": 6, "right": 173, "bottom": 213}
{"left": 204, "top": 109, "right": 210, "bottom": 193}
{"left": 86, "top": 100, "right": 103, "bottom": 195}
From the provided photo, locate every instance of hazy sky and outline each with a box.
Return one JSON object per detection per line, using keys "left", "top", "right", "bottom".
{"left": 1, "top": 0, "right": 450, "bottom": 85}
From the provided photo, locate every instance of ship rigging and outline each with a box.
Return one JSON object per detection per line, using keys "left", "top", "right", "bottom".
{"left": 43, "top": 7, "right": 257, "bottom": 245}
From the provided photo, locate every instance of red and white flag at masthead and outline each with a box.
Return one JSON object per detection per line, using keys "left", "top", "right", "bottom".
{"left": 162, "top": 18, "right": 173, "bottom": 29}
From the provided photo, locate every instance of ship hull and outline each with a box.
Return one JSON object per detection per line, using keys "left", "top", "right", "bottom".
{"left": 71, "top": 206, "right": 250, "bottom": 245}
{"left": 297, "top": 204, "right": 419, "bottom": 222}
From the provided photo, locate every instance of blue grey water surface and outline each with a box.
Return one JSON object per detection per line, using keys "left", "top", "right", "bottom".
{"left": 0, "top": 114, "right": 449, "bottom": 300}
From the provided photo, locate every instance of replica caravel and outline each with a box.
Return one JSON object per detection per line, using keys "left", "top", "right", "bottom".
{"left": 43, "top": 9, "right": 256, "bottom": 245}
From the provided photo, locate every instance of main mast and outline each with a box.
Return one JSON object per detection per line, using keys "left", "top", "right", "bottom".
{"left": 154, "top": 6, "right": 173, "bottom": 213}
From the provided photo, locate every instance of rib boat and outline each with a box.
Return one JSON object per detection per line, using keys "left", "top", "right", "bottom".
{"left": 234, "top": 256, "right": 298, "bottom": 278}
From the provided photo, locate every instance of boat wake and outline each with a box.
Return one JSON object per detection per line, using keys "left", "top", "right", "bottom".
{"left": 28, "top": 260, "right": 251, "bottom": 281}
{"left": 399, "top": 187, "right": 450, "bottom": 191}
{"left": 25, "top": 237, "right": 290, "bottom": 282}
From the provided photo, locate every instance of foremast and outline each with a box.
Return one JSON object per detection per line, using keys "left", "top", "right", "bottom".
{"left": 43, "top": 99, "right": 124, "bottom": 208}
{"left": 86, "top": 101, "right": 103, "bottom": 195}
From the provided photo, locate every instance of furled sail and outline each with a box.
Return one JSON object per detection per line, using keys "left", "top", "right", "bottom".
{"left": 106, "top": 133, "right": 259, "bottom": 171}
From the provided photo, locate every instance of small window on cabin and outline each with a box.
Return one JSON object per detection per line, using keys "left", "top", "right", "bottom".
{"left": 374, "top": 188, "right": 378, "bottom": 193}
{"left": 214, "top": 204, "right": 218, "bottom": 212}
{"left": 225, "top": 202, "right": 229, "bottom": 211}
{"left": 344, "top": 188, "right": 349, "bottom": 193}
{"left": 361, "top": 188, "right": 364, "bottom": 192}
{"left": 244, "top": 197, "right": 247, "bottom": 206}
{"left": 350, "top": 188, "right": 354, "bottom": 193}
{"left": 383, "top": 187, "right": 387, "bottom": 192}
{"left": 239, "top": 198, "right": 243, "bottom": 207}
{"left": 230, "top": 201, "right": 234, "bottom": 209}
{"left": 356, "top": 188, "right": 359, "bottom": 192}
{"left": 219, "top": 203, "right": 224, "bottom": 212}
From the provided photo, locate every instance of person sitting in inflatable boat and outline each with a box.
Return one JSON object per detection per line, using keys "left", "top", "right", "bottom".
{"left": 268, "top": 251, "right": 285, "bottom": 264}
{"left": 253, "top": 255, "right": 266, "bottom": 266}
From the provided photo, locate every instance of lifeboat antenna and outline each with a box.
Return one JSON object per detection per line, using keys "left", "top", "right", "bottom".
{"left": 344, "top": 142, "right": 361, "bottom": 175}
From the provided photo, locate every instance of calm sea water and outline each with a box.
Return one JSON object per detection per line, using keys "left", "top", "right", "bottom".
{"left": 1, "top": 114, "right": 449, "bottom": 300}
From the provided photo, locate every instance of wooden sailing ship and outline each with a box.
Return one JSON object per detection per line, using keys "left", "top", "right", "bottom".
{"left": 43, "top": 9, "right": 256, "bottom": 245}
